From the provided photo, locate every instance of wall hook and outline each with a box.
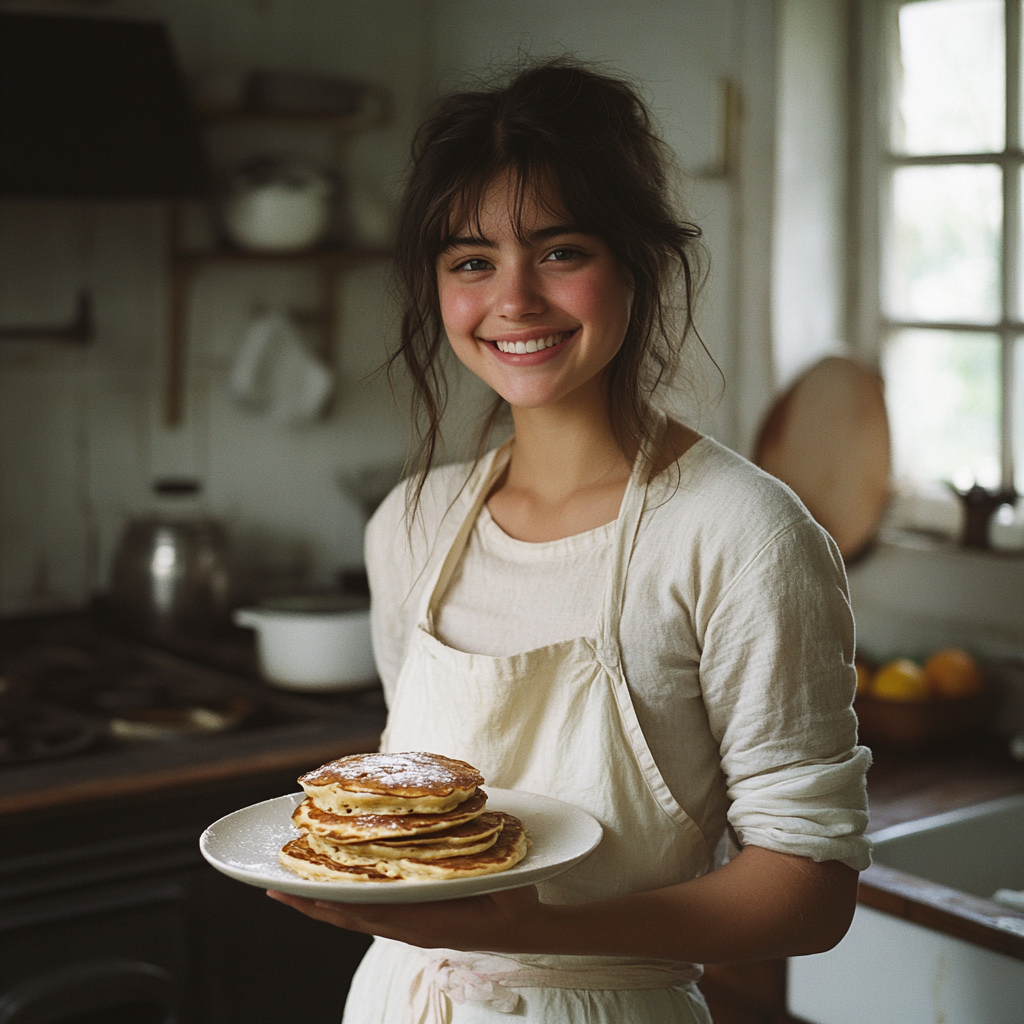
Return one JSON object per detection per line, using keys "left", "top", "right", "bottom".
{"left": 0, "top": 290, "right": 94, "bottom": 344}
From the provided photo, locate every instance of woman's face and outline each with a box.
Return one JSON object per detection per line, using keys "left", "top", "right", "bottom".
{"left": 436, "top": 176, "right": 634, "bottom": 415}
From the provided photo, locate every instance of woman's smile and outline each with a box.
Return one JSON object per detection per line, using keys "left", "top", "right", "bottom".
{"left": 486, "top": 329, "right": 574, "bottom": 358}
{"left": 437, "top": 178, "right": 633, "bottom": 412}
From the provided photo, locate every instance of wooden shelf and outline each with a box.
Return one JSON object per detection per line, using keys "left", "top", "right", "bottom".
{"left": 163, "top": 99, "right": 392, "bottom": 425}
{"left": 172, "top": 245, "right": 391, "bottom": 268}
{"left": 198, "top": 106, "right": 388, "bottom": 133}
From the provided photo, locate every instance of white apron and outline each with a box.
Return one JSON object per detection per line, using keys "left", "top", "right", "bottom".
{"left": 343, "top": 428, "right": 714, "bottom": 1024}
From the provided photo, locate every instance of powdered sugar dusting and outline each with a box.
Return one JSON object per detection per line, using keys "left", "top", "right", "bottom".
{"left": 300, "top": 751, "right": 484, "bottom": 795}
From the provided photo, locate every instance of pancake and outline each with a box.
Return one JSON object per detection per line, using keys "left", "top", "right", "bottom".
{"left": 277, "top": 837, "right": 398, "bottom": 882}
{"left": 285, "top": 813, "right": 528, "bottom": 882}
{"left": 292, "top": 789, "right": 488, "bottom": 843}
{"left": 382, "top": 813, "right": 529, "bottom": 880}
{"left": 305, "top": 812, "right": 504, "bottom": 863}
{"left": 371, "top": 813, "right": 504, "bottom": 848}
{"left": 298, "top": 751, "right": 483, "bottom": 816}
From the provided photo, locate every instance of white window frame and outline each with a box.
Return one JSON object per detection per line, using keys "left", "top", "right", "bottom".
{"left": 853, "top": 0, "right": 1021, "bottom": 497}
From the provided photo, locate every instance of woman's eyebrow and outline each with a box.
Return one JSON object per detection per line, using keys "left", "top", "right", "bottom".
{"left": 442, "top": 233, "right": 493, "bottom": 252}
{"left": 442, "top": 224, "right": 590, "bottom": 253}
{"left": 527, "top": 224, "right": 588, "bottom": 243}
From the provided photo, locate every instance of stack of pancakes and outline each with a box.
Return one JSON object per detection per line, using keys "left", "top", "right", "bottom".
{"left": 279, "top": 751, "right": 529, "bottom": 882}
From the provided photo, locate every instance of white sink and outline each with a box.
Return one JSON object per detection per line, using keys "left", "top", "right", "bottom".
{"left": 788, "top": 793, "right": 1024, "bottom": 1024}
{"left": 867, "top": 794, "right": 1024, "bottom": 898}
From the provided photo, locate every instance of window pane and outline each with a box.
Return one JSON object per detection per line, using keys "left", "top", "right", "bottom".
{"left": 893, "top": 0, "right": 1005, "bottom": 155}
{"left": 1019, "top": 166, "right": 1024, "bottom": 319}
{"left": 884, "top": 329, "right": 1001, "bottom": 485}
{"left": 885, "top": 164, "right": 1002, "bottom": 322}
{"left": 1015, "top": 337, "right": 1024, "bottom": 490}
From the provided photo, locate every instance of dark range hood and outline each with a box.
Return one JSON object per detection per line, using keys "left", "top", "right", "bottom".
{"left": 0, "top": 11, "right": 210, "bottom": 199}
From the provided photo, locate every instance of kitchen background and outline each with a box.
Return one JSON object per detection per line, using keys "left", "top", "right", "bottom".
{"left": 0, "top": 0, "right": 1016, "bottom": 645}
{"left": 0, "top": 0, "right": 776, "bottom": 615}
{"left": 1, "top": 0, "right": 1019, "bottom": 671}
{"left": 1, "top": 3, "right": 1023, "bottom": 1023}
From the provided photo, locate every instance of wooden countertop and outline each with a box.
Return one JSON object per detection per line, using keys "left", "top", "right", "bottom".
{"left": 0, "top": 615, "right": 388, "bottom": 816}
{"left": 0, "top": 711, "right": 385, "bottom": 815}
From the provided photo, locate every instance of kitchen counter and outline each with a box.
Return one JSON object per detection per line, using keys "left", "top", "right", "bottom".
{"left": 0, "top": 689, "right": 386, "bottom": 815}
{"left": 0, "top": 613, "right": 387, "bottom": 1024}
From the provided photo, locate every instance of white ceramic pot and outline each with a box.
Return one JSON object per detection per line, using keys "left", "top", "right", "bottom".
{"left": 224, "top": 161, "right": 332, "bottom": 252}
{"left": 234, "top": 595, "right": 376, "bottom": 691}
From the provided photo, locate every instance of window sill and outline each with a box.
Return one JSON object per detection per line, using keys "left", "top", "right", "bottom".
{"left": 846, "top": 533, "right": 1024, "bottom": 663}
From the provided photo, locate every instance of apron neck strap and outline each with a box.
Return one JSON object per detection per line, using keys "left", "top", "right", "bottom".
{"left": 419, "top": 408, "right": 667, "bottom": 638}
{"left": 596, "top": 407, "right": 666, "bottom": 642}
{"left": 421, "top": 442, "right": 512, "bottom": 629}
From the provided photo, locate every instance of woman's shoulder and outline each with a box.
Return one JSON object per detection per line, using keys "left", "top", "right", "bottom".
{"left": 660, "top": 432, "right": 809, "bottom": 513}
{"left": 648, "top": 432, "right": 834, "bottom": 561}
{"left": 365, "top": 455, "right": 497, "bottom": 567}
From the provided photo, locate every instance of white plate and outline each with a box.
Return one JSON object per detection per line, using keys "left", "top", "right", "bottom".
{"left": 200, "top": 788, "right": 602, "bottom": 904}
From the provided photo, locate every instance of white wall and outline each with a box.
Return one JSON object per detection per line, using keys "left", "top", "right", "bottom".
{"left": 772, "top": 0, "right": 849, "bottom": 387}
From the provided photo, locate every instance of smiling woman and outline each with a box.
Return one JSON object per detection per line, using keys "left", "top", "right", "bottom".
{"left": 389, "top": 60, "right": 705, "bottom": 505}
{"left": 269, "top": 57, "right": 872, "bottom": 1024}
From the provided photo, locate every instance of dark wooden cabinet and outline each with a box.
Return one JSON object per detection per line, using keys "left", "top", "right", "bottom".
{"left": 701, "top": 961, "right": 805, "bottom": 1024}
{"left": 0, "top": 773, "right": 371, "bottom": 1024}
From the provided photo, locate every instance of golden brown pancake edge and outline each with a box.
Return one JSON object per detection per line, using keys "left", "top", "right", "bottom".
{"left": 298, "top": 751, "right": 484, "bottom": 797}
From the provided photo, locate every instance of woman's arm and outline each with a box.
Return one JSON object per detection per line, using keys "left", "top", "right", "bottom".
{"left": 267, "top": 843, "right": 858, "bottom": 963}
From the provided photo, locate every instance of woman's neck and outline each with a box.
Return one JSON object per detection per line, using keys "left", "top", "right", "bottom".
{"left": 485, "top": 398, "right": 703, "bottom": 543}
{"left": 486, "top": 398, "right": 635, "bottom": 542}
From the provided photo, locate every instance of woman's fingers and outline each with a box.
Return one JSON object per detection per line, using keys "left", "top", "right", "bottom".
{"left": 266, "top": 890, "right": 370, "bottom": 930}
{"left": 265, "top": 885, "right": 543, "bottom": 950}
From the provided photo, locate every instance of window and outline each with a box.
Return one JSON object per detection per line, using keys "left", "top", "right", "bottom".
{"left": 864, "top": 0, "right": 1022, "bottom": 498}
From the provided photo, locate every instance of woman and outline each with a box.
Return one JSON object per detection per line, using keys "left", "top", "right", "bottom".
{"left": 270, "top": 58, "right": 871, "bottom": 1023}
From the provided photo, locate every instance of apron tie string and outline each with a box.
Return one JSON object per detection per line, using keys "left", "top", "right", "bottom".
{"left": 404, "top": 947, "right": 702, "bottom": 1024}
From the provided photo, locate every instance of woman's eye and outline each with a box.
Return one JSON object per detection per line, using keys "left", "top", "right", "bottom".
{"left": 454, "top": 257, "right": 492, "bottom": 272}
{"left": 545, "top": 248, "right": 582, "bottom": 262}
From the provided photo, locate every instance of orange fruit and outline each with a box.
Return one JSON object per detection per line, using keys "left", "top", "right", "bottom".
{"left": 872, "top": 659, "right": 929, "bottom": 702}
{"left": 855, "top": 659, "right": 874, "bottom": 696}
{"left": 923, "top": 648, "right": 985, "bottom": 699}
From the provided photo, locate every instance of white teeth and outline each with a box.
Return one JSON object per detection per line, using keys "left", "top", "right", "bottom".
{"left": 494, "top": 333, "right": 564, "bottom": 354}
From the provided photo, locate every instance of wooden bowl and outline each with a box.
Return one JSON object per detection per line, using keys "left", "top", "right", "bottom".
{"left": 854, "top": 692, "right": 995, "bottom": 748}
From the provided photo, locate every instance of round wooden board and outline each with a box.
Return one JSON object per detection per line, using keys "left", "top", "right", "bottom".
{"left": 755, "top": 357, "right": 890, "bottom": 561}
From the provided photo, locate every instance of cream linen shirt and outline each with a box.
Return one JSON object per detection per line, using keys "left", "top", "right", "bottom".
{"left": 365, "top": 436, "right": 871, "bottom": 871}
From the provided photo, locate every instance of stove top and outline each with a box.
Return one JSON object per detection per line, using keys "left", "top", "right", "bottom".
{"left": 0, "top": 611, "right": 386, "bottom": 811}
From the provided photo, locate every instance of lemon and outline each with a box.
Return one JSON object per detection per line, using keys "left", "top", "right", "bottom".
{"left": 854, "top": 659, "right": 874, "bottom": 696}
{"left": 872, "top": 659, "right": 929, "bottom": 702}
{"left": 924, "top": 648, "right": 985, "bottom": 699}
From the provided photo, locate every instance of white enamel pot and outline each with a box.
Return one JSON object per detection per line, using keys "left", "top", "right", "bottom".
{"left": 223, "top": 161, "right": 332, "bottom": 252}
{"left": 234, "top": 594, "right": 376, "bottom": 691}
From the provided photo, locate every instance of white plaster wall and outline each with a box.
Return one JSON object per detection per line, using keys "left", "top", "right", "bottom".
{"left": 772, "top": 0, "right": 849, "bottom": 387}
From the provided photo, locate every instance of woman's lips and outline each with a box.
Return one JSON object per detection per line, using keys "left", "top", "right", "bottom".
{"left": 492, "top": 331, "right": 567, "bottom": 355}
{"left": 484, "top": 330, "right": 574, "bottom": 360}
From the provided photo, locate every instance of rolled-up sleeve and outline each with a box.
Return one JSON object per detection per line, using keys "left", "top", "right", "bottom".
{"left": 699, "top": 518, "right": 872, "bottom": 870}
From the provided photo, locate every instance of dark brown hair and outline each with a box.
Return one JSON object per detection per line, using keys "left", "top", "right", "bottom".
{"left": 390, "top": 57, "right": 705, "bottom": 507}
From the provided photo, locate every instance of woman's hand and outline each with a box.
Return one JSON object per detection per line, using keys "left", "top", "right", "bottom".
{"left": 268, "top": 846, "right": 859, "bottom": 962}
{"left": 266, "top": 884, "right": 542, "bottom": 952}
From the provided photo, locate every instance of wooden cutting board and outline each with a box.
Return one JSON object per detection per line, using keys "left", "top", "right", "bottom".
{"left": 754, "top": 356, "right": 890, "bottom": 562}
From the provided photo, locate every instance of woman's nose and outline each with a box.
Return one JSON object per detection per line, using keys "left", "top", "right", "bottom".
{"left": 496, "top": 265, "right": 545, "bottom": 319}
